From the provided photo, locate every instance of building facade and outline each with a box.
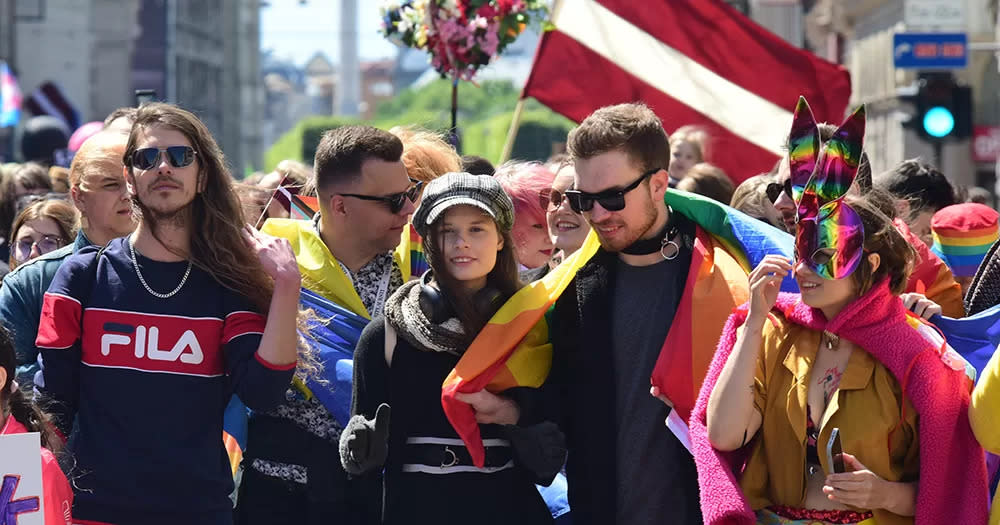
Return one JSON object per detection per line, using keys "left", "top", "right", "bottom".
{"left": 13, "top": 0, "right": 142, "bottom": 124}
{"left": 806, "top": 0, "right": 998, "bottom": 194}
{"left": 132, "top": 0, "right": 263, "bottom": 176}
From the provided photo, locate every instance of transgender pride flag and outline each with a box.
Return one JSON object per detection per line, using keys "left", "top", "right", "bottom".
{"left": 0, "top": 61, "right": 22, "bottom": 127}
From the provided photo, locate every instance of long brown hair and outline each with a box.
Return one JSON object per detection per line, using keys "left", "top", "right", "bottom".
{"left": 0, "top": 325, "right": 61, "bottom": 452}
{"left": 123, "top": 103, "right": 273, "bottom": 313}
{"left": 123, "top": 104, "right": 323, "bottom": 379}
{"left": 423, "top": 215, "right": 522, "bottom": 339}
{"left": 845, "top": 194, "right": 917, "bottom": 296}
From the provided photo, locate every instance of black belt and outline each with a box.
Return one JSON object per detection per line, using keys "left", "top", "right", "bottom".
{"left": 401, "top": 437, "right": 514, "bottom": 473}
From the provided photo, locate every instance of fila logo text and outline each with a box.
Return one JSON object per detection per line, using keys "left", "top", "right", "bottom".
{"left": 101, "top": 326, "right": 204, "bottom": 364}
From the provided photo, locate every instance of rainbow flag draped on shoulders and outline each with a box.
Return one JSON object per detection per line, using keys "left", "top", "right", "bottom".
{"left": 443, "top": 190, "right": 796, "bottom": 467}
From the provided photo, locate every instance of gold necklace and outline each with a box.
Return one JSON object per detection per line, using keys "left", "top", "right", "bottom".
{"left": 822, "top": 330, "right": 840, "bottom": 351}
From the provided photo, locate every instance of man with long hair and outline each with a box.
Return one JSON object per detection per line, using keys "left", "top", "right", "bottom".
{"left": 35, "top": 103, "right": 300, "bottom": 524}
{"left": 243, "top": 125, "right": 418, "bottom": 523}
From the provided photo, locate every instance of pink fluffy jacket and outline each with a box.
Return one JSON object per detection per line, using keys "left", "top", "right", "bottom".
{"left": 689, "top": 279, "right": 988, "bottom": 525}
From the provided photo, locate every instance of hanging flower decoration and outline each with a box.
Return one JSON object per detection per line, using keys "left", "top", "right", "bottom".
{"left": 380, "top": 0, "right": 548, "bottom": 81}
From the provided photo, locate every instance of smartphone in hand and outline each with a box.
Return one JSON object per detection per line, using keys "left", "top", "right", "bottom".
{"left": 826, "top": 427, "right": 845, "bottom": 473}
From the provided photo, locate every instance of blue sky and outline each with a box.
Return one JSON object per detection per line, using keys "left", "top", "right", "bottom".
{"left": 260, "top": 0, "right": 399, "bottom": 66}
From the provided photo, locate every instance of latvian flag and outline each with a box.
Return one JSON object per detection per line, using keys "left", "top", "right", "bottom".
{"left": 24, "top": 81, "right": 81, "bottom": 131}
{"left": 522, "top": 0, "right": 852, "bottom": 183}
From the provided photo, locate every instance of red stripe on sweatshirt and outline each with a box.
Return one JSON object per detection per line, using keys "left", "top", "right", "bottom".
{"left": 79, "top": 309, "right": 226, "bottom": 377}
{"left": 223, "top": 311, "right": 266, "bottom": 344}
{"left": 36, "top": 293, "right": 82, "bottom": 349}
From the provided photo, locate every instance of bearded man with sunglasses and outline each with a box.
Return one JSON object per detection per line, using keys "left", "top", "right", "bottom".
{"left": 36, "top": 103, "right": 300, "bottom": 524}
{"left": 527, "top": 103, "right": 764, "bottom": 525}
{"left": 242, "top": 125, "right": 418, "bottom": 524}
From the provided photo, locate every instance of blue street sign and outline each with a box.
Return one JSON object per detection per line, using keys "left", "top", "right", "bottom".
{"left": 893, "top": 33, "right": 968, "bottom": 69}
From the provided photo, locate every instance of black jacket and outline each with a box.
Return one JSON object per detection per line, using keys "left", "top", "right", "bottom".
{"left": 542, "top": 249, "right": 702, "bottom": 525}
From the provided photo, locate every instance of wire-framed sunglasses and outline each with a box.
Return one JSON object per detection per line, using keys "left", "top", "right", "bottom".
{"left": 130, "top": 146, "right": 198, "bottom": 170}
{"left": 538, "top": 188, "right": 568, "bottom": 211}
{"left": 14, "top": 234, "right": 64, "bottom": 262}
{"left": 338, "top": 180, "right": 424, "bottom": 214}
{"left": 563, "top": 168, "right": 659, "bottom": 213}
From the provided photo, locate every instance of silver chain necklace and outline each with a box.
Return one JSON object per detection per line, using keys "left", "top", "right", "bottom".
{"left": 129, "top": 239, "right": 192, "bottom": 299}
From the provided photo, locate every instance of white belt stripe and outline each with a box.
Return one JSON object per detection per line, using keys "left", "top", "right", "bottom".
{"left": 551, "top": 0, "right": 792, "bottom": 155}
{"left": 405, "top": 437, "right": 510, "bottom": 447}
{"left": 401, "top": 461, "right": 515, "bottom": 475}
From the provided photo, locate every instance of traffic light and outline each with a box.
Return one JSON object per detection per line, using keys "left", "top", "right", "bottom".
{"left": 902, "top": 72, "right": 972, "bottom": 142}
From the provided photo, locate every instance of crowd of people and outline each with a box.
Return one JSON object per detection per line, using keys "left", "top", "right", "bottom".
{"left": 0, "top": 96, "right": 998, "bottom": 525}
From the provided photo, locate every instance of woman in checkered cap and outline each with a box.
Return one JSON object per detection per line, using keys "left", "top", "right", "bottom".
{"left": 340, "top": 172, "right": 557, "bottom": 524}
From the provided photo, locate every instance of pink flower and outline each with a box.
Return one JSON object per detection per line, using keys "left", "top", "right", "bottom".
{"left": 479, "top": 21, "right": 500, "bottom": 56}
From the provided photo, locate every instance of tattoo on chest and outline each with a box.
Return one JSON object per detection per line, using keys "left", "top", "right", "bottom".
{"left": 817, "top": 366, "right": 843, "bottom": 404}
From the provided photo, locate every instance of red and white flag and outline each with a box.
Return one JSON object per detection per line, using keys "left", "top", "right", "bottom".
{"left": 522, "top": 0, "right": 852, "bottom": 183}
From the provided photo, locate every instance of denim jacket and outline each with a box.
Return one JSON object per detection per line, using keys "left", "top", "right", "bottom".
{"left": 0, "top": 231, "right": 92, "bottom": 388}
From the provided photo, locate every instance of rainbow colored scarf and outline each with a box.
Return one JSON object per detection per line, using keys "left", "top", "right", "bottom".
{"left": 443, "top": 190, "right": 796, "bottom": 467}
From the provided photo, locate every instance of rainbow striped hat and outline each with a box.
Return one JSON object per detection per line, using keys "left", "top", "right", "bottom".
{"left": 931, "top": 203, "right": 999, "bottom": 277}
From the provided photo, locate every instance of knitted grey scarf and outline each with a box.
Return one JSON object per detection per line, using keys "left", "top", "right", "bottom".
{"left": 384, "top": 280, "right": 468, "bottom": 356}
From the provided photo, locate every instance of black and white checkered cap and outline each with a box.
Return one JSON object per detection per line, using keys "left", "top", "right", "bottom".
{"left": 412, "top": 172, "right": 514, "bottom": 238}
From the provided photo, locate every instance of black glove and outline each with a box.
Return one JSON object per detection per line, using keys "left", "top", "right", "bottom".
{"left": 502, "top": 421, "right": 567, "bottom": 485}
{"left": 339, "top": 403, "right": 391, "bottom": 475}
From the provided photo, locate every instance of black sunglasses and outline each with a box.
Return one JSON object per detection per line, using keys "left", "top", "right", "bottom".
{"left": 338, "top": 180, "right": 423, "bottom": 214}
{"left": 563, "top": 168, "right": 659, "bottom": 213}
{"left": 130, "top": 146, "right": 198, "bottom": 170}
{"left": 766, "top": 179, "right": 792, "bottom": 203}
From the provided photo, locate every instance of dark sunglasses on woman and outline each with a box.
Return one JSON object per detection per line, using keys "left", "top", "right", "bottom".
{"left": 130, "top": 146, "right": 198, "bottom": 170}
{"left": 338, "top": 180, "right": 424, "bottom": 214}
{"left": 765, "top": 179, "right": 792, "bottom": 203}
{"left": 563, "top": 168, "right": 659, "bottom": 213}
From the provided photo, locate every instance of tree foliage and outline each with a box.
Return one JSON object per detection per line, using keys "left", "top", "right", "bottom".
{"left": 263, "top": 79, "right": 574, "bottom": 171}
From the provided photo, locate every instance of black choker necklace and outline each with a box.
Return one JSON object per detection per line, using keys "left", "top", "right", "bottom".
{"left": 621, "top": 209, "right": 681, "bottom": 259}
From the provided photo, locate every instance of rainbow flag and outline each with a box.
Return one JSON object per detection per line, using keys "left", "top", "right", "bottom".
{"left": 442, "top": 190, "right": 796, "bottom": 466}
{"left": 396, "top": 223, "right": 430, "bottom": 279}
{"left": 266, "top": 184, "right": 319, "bottom": 223}
{"left": 0, "top": 61, "right": 21, "bottom": 128}
{"left": 932, "top": 303, "right": 1000, "bottom": 384}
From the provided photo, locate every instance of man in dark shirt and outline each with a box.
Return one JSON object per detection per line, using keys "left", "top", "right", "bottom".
{"left": 37, "top": 103, "right": 300, "bottom": 524}
{"left": 544, "top": 103, "right": 752, "bottom": 524}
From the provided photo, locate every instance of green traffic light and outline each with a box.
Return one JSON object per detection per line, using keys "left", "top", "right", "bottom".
{"left": 923, "top": 106, "right": 955, "bottom": 138}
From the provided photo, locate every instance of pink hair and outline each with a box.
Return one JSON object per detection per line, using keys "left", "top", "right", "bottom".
{"left": 493, "top": 161, "right": 556, "bottom": 227}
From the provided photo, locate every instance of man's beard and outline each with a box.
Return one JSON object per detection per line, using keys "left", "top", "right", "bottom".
{"left": 590, "top": 200, "right": 658, "bottom": 253}
{"left": 132, "top": 194, "right": 193, "bottom": 229}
